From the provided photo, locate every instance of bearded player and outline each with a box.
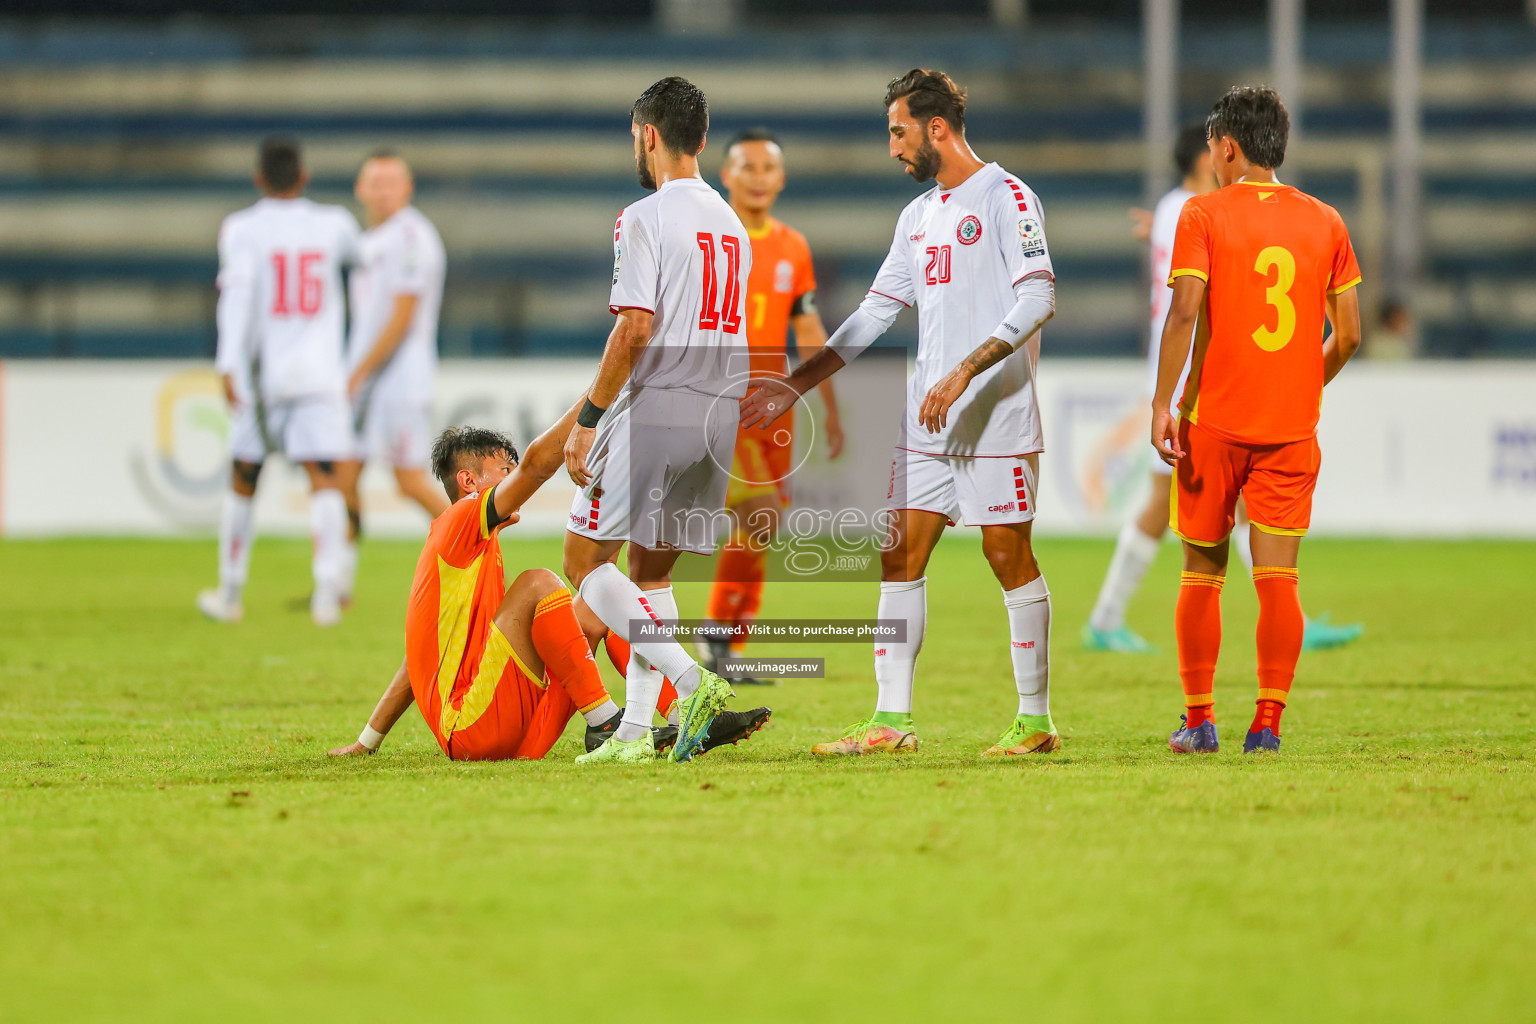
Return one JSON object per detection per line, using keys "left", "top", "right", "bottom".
{"left": 742, "top": 69, "right": 1060, "bottom": 758}
{"left": 1154, "top": 87, "right": 1362, "bottom": 755}
{"left": 697, "top": 128, "right": 845, "bottom": 678}
{"left": 563, "top": 77, "right": 759, "bottom": 765}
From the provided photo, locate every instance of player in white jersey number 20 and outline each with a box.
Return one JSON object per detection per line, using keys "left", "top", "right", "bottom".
{"left": 741, "top": 69, "right": 1061, "bottom": 758}
{"left": 336, "top": 152, "right": 449, "bottom": 602}
{"left": 198, "top": 138, "right": 361, "bottom": 628}
{"left": 562, "top": 78, "right": 760, "bottom": 766}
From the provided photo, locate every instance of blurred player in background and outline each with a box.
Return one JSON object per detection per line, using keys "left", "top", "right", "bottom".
{"left": 742, "top": 69, "right": 1060, "bottom": 758}
{"left": 563, "top": 76, "right": 757, "bottom": 765}
{"left": 336, "top": 151, "right": 449, "bottom": 602}
{"left": 697, "top": 127, "right": 844, "bottom": 680}
{"left": 198, "top": 137, "right": 360, "bottom": 628}
{"left": 1083, "top": 125, "right": 1363, "bottom": 655}
{"left": 1154, "top": 86, "right": 1363, "bottom": 755}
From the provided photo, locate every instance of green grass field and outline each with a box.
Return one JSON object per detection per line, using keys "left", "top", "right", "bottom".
{"left": 2, "top": 534, "right": 1533, "bottom": 1022}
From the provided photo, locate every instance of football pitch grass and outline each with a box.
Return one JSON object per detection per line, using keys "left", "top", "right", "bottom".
{"left": 2, "top": 535, "right": 1532, "bottom": 1022}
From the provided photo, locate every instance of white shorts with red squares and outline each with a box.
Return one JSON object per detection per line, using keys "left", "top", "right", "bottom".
{"left": 887, "top": 447, "right": 1039, "bottom": 527}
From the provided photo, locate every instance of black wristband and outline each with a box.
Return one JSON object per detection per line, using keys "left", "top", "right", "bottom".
{"left": 577, "top": 398, "right": 606, "bottom": 428}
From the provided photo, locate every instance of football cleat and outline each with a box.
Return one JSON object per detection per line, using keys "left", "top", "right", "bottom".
{"left": 1243, "top": 728, "right": 1282, "bottom": 754}
{"left": 1169, "top": 715, "right": 1220, "bottom": 754}
{"left": 654, "top": 724, "right": 679, "bottom": 755}
{"left": 668, "top": 668, "right": 735, "bottom": 764}
{"left": 576, "top": 729, "right": 655, "bottom": 765}
{"left": 695, "top": 631, "right": 733, "bottom": 674}
{"left": 196, "top": 588, "right": 243, "bottom": 624}
{"left": 1302, "top": 613, "right": 1363, "bottom": 652}
{"left": 1080, "top": 623, "right": 1156, "bottom": 654}
{"left": 810, "top": 719, "right": 919, "bottom": 756}
{"left": 586, "top": 710, "right": 680, "bottom": 755}
{"left": 697, "top": 707, "right": 772, "bottom": 755}
{"left": 982, "top": 715, "right": 1061, "bottom": 756}
{"left": 310, "top": 586, "right": 343, "bottom": 628}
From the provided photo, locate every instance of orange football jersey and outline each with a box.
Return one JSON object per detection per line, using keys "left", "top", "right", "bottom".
{"left": 743, "top": 218, "right": 817, "bottom": 378}
{"left": 1169, "top": 181, "right": 1361, "bottom": 445}
{"left": 404, "top": 486, "right": 508, "bottom": 752}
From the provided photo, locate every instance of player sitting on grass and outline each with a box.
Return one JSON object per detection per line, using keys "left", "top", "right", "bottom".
{"left": 1152, "top": 86, "right": 1362, "bottom": 755}
{"left": 328, "top": 418, "right": 768, "bottom": 761}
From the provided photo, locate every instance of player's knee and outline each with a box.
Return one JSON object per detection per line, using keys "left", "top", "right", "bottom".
{"left": 514, "top": 567, "right": 563, "bottom": 599}
{"left": 231, "top": 460, "right": 262, "bottom": 494}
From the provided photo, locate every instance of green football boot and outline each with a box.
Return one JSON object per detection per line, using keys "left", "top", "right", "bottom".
{"left": 1081, "top": 622, "right": 1156, "bottom": 654}
{"left": 575, "top": 728, "right": 656, "bottom": 765}
{"left": 982, "top": 713, "right": 1061, "bottom": 756}
{"left": 668, "top": 667, "right": 735, "bottom": 763}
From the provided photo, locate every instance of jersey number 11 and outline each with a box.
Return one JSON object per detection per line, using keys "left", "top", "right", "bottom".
{"left": 697, "top": 233, "right": 742, "bottom": 334}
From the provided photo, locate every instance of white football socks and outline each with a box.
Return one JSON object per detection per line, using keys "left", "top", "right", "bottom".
{"left": 1088, "top": 521, "right": 1161, "bottom": 631}
{"left": 1003, "top": 575, "right": 1052, "bottom": 716}
{"left": 874, "top": 577, "right": 927, "bottom": 715}
{"left": 581, "top": 699, "right": 620, "bottom": 728}
{"left": 309, "top": 489, "right": 349, "bottom": 594}
{"left": 218, "top": 491, "right": 255, "bottom": 602}
{"left": 616, "top": 649, "right": 663, "bottom": 742}
{"left": 577, "top": 563, "right": 701, "bottom": 697}
{"left": 338, "top": 540, "right": 359, "bottom": 600}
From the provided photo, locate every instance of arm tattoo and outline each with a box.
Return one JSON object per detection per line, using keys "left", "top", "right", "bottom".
{"left": 960, "top": 337, "right": 1015, "bottom": 377}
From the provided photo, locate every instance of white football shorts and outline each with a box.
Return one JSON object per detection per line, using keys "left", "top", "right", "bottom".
{"left": 352, "top": 400, "right": 432, "bottom": 470}
{"left": 230, "top": 393, "right": 354, "bottom": 465}
{"left": 887, "top": 447, "right": 1039, "bottom": 527}
{"left": 566, "top": 388, "right": 738, "bottom": 554}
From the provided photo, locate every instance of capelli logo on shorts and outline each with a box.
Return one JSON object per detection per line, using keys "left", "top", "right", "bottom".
{"left": 1011, "top": 640, "right": 1035, "bottom": 649}
{"left": 988, "top": 502, "right": 1015, "bottom": 512}
{"left": 873, "top": 648, "right": 887, "bottom": 657}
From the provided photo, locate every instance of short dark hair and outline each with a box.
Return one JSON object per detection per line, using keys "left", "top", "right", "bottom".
{"left": 1174, "top": 123, "right": 1209, "bottom": 177}
{"left": 631, "top": 77, "right": 709, "bottom": 156}
{"left": 1205, "top": 86, "right": 1289, "bottom": 170}
{"left": 728, "top": 126, "right": 780, "bottom": 152}
{"left": 431, "top": 426, "right": 519, "bottom": 501}
{"left": 884, "top": 68, "right": 967, "bottom": 133}
{"left": 258, "top": 136, "right": 303, "bottom": 193}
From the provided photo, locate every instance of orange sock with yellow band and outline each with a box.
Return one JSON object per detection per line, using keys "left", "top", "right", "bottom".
{"left": 531, "top": 589, "right": 611, "bottom": 716}
{"left": 602, "top": 631, "right": 679, "bottom": 717}
{"left": 1251, "top": 566, "right": 1303, "bottom": 735}
{"left": 706, "top": 537, "right": 767, "bottom": 644}
{"left": 1176, "top": 571, "right": 1225, "bottom": 728}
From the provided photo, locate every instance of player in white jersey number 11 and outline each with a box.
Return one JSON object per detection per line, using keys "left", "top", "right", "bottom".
{"left": 560, "top": 77, "right": 762, "bottom": 766}
{"left": 741, "top": 69, "right": 1062, "bottom": 758}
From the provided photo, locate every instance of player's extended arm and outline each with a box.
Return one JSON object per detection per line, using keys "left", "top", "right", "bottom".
{"left": 1322, "top": 286, "right": 1362, "bottom": 385}
{"left": 791, "top": 311, "right": 844, "bottom": 458}
{"left": 327, "top": 658, "right": 415, "bottom": 757}
{"left": 214, "top": 235, "right": 257, "bottom": 407}
{"left": 492, "top": 396, "right": 584, "bottom": 524}
{"left": 917, "top": 275, "right": 1056, "bottom": 433}
{"left": 564, "top": 308, "right": 653, "bottom": 486}
{"left": 348, "top": 293, "right": 419, "bottom": 398}
{"left": 1151, "top": 274, "right": 1207, "bottom": 464}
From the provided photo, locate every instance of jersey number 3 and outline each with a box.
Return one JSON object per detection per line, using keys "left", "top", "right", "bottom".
{"left": 1252, "top": 245, "right": 1296, "bottom": 352}
{"left": 270, "top": 251, "right": 324, "bottom": 317}
{"left": 697, "top": 233, "right": 743, "bottom": 334}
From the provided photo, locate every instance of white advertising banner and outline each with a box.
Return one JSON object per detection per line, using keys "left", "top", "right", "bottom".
{"left": 2, "top": 358, "right": 1534, "bottom": 538}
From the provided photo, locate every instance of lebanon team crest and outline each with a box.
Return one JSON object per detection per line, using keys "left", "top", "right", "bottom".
{"left": 956, "top": 215, "right": 982, "bottom": 245}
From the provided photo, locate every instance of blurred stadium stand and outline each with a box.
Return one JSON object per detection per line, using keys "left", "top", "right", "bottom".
{"left": 1, "top": 2, "right": 1534, "bottom": 359}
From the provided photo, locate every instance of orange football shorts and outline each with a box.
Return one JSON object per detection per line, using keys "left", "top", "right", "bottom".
{"left": 1170, "top": 417, "right": 1321, "bottom": 546}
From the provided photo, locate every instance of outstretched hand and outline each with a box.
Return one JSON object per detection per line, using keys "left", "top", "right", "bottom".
{"left": 739, "top": 377, "right": 802, "bottom": 430}
{"left": 326, "top": 741, "right": 373, "bottom": 757}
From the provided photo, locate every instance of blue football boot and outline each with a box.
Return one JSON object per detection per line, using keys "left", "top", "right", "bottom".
{"left": 1168, "top": 714, "right": 1219, "bottom": 754}
{"left": 1243, "top": 728, "right": 1282, "bottom": 754}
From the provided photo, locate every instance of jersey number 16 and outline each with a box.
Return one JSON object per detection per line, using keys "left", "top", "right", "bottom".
{"left": 697, "top": 232, "right": 743, "bottom": 334}
{"left": 270, "top": 250, "right": 324, "bottom": 317}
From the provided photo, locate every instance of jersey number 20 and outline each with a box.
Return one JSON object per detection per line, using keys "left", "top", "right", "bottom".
{"left": 697, "top": 233, "right": 742, "bottom": 334}
{"left": 270, "top": 251, "right": 324, "bottom": 317}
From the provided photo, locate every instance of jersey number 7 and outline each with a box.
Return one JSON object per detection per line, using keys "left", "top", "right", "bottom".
{"left": 270, "top": 250, "right": 324, "bottom": 317}
{"left": 697, "top": 232, "right": 743, "bottom": 334}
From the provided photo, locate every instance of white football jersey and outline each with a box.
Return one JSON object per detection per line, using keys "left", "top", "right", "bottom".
{"left": 869, "top": 162, "right": 1054, "bottom": 456}
{"left": 1148, "top": 185, "right": 1195, "bottom": 403}
{"left": 609, "top": 177, "right": 752, "bottom": 398}
{"left": 215, "top": 197, "right": 361, "bottom": 402}
{"left": 346, "top": 205, "right": 445, "bottom": 408}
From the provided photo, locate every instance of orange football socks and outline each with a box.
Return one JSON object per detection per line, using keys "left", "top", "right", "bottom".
{"left": 531, "top": 588, "right": 610, "bottom": 714}
{"left": 1252, "top": 566, "right": 1303, "bottom": 735}
{"left": 1177, "top": 571, "right": 1225, "bottom": 728}
{"left": 706, "top": 539, "right": 766, "bottom": 645}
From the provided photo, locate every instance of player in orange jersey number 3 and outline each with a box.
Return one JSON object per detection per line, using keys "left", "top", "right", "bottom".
{"left": 1151, "top": 86, "right": 1363, "bottom": 756}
